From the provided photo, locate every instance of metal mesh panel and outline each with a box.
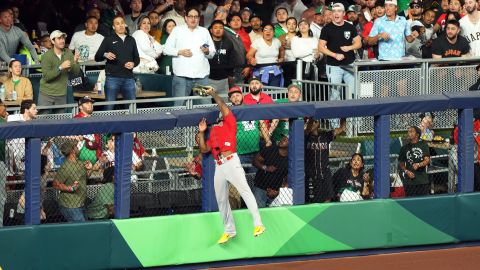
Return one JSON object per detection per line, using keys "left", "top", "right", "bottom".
{"left": 92, "top": 109, "right": 129, "bottom": 117}
{"left": 428, "top": 65, "right": 476, "bottom": 130}
{"left": 357, "top": 68, "right": 422, "bottom": 133}
{"left": 137, "top": 106, "right": 188, "bottom": 150}
{"left": 36, "top": 113, "right": 73, "bottom": 121}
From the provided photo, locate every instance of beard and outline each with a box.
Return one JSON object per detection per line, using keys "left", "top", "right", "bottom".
{"left": 250, "top": 88, "right": 261, "bottom": 95}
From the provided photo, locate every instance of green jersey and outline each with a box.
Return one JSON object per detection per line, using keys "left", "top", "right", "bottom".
{"left": 399, "top": 141, "right": 430, "bottom": 185}
{"left": 87, "top": 182, "right": 114, "bottom": 219}
{"left": 56, "top": 160, "right": 87, "bottom": 208}
{"left": 236, "top": 120, "right": 260, "bottom": 155}
{"left": 271, "top": 99, "right": 289, "bottom": 143}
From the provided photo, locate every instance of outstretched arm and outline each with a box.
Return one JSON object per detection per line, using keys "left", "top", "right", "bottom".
{"left": 197, "top": 118, "right": 211, "bottom": 154}
{"left": 205, "top": 87, "right": 230, "bottom": 118}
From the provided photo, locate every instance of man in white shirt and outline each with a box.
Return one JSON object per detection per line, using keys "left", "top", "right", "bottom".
{"left": 272, "top": 0, "right": 308, "bottom": 23}
{"left": 69, "top": 16, "right": 105, "bottom": 62}
{"left": 310, "top": 6, "right": 324, "bottom": 39}
{"left": 164, "top": 7, "right": 215, "bottom": 106}
{"left": 460, "top": 0, "right": 480, "bottom": 56}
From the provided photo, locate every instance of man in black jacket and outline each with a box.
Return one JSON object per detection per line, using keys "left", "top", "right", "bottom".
{"left": 95, "top": 16, "right": 140, "bottom": 111}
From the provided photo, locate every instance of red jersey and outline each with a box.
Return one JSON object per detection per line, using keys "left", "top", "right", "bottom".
{"left": 207, "top": 111, "right": 237, "bottom": 160}
{"left": 238, "top": 28, "right": 252, "bottom": 52}
{"left": 362, "top": 21, "right": 375, "bottom": 59}
{"left": 243, "top": 92, "right": 274, "bottom": 105}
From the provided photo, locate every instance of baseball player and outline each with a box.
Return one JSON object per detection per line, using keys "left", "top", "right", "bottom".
{"left": 197, "top": 86, "right": 265, "bottom": 244}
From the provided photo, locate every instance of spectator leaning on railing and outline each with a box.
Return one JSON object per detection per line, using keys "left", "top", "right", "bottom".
{"left": 39, "top": 30, "right": 80, "bottom": 114}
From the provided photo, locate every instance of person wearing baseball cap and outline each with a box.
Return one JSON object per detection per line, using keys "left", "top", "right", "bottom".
{"left": 319, "top": 2, "right": 361, "bottom": 128}
{"left": 311, "top": 6, "right": 324, "bottom": 39}
{"left": 406, "top": 0, "right": 424, "bottom": 24}
{"left": 366, "top": 0, "right": 419, "bottom": 60}
{"left": 53, "top": 138, "right": 93, "bottom": 222}
{"left": 74, "top": 95, "right": 101, "bottom": 164}
{"left": 39, "top": 29, "right": 80, "bottom": 114}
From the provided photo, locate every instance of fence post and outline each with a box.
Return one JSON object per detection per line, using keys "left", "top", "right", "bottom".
{"left": 289, "top": 119, "right": 305, "bottom": 205}
{"left": 24, "top": 138, "right": 41, "bottom": 225}
{"left": 296, "top": 59, "right": 303, "bottom": 81}
{"left": 457, "top": 108, "right": 474, "bottom": 193}
{"left": 114, "top": 132, "right": 134, "bottom": 219}
{"left": 201, "top": 153, "right": 217, "bottom": 212}
{"left": 373, "top": 115, "right": 390, "bottom": 198}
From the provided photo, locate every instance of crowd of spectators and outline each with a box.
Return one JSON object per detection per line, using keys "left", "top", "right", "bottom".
{"left": 1, "top": 0, "right": 480, "bottom": 110}
{"left": 1, "top": 0, "right": 480, "bottom": 225}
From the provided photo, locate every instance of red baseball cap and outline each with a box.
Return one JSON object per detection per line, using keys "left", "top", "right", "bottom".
{"left": 228, "top": 86, "right": 242, "bottom": 97}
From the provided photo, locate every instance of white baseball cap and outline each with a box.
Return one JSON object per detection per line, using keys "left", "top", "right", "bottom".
{"left": 384, "top": 0, "right": 398, "bottom": 6}
{"left": 50, "top": 30, "right": 67, "bottom": 41}
{"left": 331, "top": 3, "right": 345, "bottom": 11}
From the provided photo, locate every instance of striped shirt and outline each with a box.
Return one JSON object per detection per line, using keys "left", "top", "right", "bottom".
{"left": 0, "top": 25, "right": 39, "bottom": 63}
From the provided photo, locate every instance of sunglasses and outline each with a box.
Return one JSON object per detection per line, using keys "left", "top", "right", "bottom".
{"left": 411, "top": 4, "right": 422, "bottom": 8}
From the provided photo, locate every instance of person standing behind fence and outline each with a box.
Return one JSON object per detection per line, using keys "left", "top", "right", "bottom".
{"left": 208, "top": 20, "right": 234, "bottom": 95}
{"left": 304, "top": 117, "right": 346, "bottom": 203}
{"left": 319, "top": 3, "right": 361, "bottom": 128}
{"left": 460, "top": 0, "right": 480, "bottom": 56}
{"left": 399, "top": 126, "right": 431, "bottom": 197}
{"left": 53, "top": 139, "right": 93, "bottom": 222}
{"left": 95, "top": 16, "right": 140, "bottom": 111}
{"left": 246, "top": 24, "right": 285, "bottom": 87}
{"left": 39, "top": 30, "right": 80, "bottom": 114}
{"left": 197, "top": 86, "right": 265, "bottom": 244}
{"left": 163, "top": 7, "right": 215, "bottom": 106}
{"left": 366, "top": 0, "right": 419, "bottom": 60}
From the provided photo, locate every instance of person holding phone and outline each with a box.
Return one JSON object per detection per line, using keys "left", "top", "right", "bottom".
{"left": 163, "top": 7, "right": 215, "bottom": 106}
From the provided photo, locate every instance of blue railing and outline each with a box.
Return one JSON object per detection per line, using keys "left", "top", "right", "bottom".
{"left": 0, "top": 91, "right": 478, "bottom": 225}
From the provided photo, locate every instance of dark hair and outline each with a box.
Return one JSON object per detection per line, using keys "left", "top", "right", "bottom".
{"left": 103, "top": 166, "right": 115, "bottom": 183}
{"left": 209, "top": 19, "right": 225, "bottom": 30}
{"left": 147, "top": 10, "right": 159, "bottom": 17}
{"left": 136, "top": 15, "right": 150, "bottom": 29}
{"left": 286, "top": 16, "right": 297, "bottom": 27}
{"left": 445, "top": 11, "right": 461, "bottom": 22}
{"left": 161, "top": 19, "right": 176, "bottom": 34}
{"left": 40, "top": 34, "right": 50, "bottom": 42}
{"left": 0, "top": 8, "right": 11, "bottom": 15}
{"left": 410, "top": 126, "right": 422, "bottom": 138}
{"left": 445, "top": 19, "right": 460, "bottom": 28}
{"left": 85, "top": 15, "right": 98, "bottom": 23}
{"left": 249, "top": 14, "right": 261, "bottom": 22}
{"left": 275, "top": 7, "right": 288, "bottom": 15}
{"left": 348, "top": 153, "right": 365, "bottom": 172}
{"left": 41, "top": 154, "right": 48, "bottom": 175}
{"left": 422, "top": 8, "right": 435, "bottom": 15}
{"left": 227, "top": 12, "right": 242, "bottom": 24}
{"left": 263, "top": 23, "right": 275, "bottom": 31}
{"left": 296, "top": 20, "right": 313, "bottom": 37}
{"left": 20, "top": 99, "right": 35, "bottom": 114}
{"left": 186, "top": 7, "right": 201, "bottom": 16}
{"left": 7, "top": 59, "right": 21, "bottom": 79}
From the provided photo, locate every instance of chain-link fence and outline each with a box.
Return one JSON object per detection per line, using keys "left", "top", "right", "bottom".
{"left": 391, "top": 111, "right": 453, "bottom": 198}
{"left": 303, "top": 117, "right": 371, "bottom": 203}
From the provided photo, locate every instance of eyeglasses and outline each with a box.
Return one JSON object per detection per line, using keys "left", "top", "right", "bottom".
{"left": 187, "top": 15, "right": 200, "bottom": 19}
{"left": 411, "top": 4, "right": 422, "bottom": 8}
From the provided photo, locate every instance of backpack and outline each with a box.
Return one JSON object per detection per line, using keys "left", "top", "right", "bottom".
{"left": 224, "top": 27, "right": 247, "bottom": 68}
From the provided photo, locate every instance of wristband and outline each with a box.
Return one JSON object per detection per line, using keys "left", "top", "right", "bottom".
{"left": 58, "top": 66, "right": 62, "bottom": 71}
{"left": 262, "top": 165, "right": 267, "bottom": 171}
{"left": 70, "top": 185, "right": 76, "bottom": 192}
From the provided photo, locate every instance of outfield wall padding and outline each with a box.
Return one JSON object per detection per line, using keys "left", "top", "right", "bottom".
{"left": 1, "top": 194, "right": 479, "bottom": 269}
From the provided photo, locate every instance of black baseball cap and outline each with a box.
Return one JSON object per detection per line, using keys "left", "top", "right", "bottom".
{"left": 78, "top": 96, "right": 95, "bottom": 106}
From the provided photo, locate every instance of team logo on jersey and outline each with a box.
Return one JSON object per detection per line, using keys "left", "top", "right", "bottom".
{"left": 344, "top": 31, "right": 351, "bottom": 40}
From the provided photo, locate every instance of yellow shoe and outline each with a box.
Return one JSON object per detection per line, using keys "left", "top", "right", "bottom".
{"left": 253, "top": 226, "right": 266, "bottom": 237}
{"left": 217, "top": 232, "right": 236, "bottom": 244}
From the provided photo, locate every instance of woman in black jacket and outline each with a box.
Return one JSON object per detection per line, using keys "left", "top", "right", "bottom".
{"left": 333, "top": 153, "right": 367, "bottom": 201}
